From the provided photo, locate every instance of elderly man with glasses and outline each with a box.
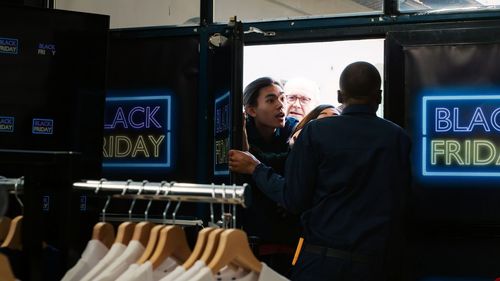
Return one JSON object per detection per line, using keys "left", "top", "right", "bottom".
{"left": 283, "top": 77, "right": 319, "bottom": 122}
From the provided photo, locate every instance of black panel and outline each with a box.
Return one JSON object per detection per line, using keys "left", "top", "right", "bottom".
{"left": 0, "top": 6, "right": 108, "bottom": 281}
{"left": 104, "top": 34, "right": 200, "bottom": 182}
{"left": 387, "top": 28, "right": 500, "bottom": 225}
{"left": 386, "top": 27, "right": 500, "bottom": 281}
{"left": 0, "top": 6, "right": 108, "bottom": 177}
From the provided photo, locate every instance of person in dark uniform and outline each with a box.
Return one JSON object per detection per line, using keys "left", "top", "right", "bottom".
{"left": 230, "top": 62, "right": 411, "bottom": 281}
{"left": 241, "top": 77, "right": 300, "bottom": 277}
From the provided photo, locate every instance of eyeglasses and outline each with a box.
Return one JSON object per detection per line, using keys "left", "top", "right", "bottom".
{"left": 285, "top": 95, "right": 312, "bottom": 104}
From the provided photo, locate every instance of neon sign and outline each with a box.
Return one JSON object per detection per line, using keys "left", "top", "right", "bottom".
{"left": 214, "top": 91, "right": 230, "bottom": 176}
{"left": 37, "top": 43, "right": 56, "bottom": 56}
{"left": 421, "top": 92, "right": 500, "bottom": 177}
{"left": 32, "top": 118, "right": 54, "bottom": 135}
{"left": 0, "top": 37, "right": 18, "bottom": 55}
{"left": 0, "top": 116, "right": 14, "bottom": 133}
{"left": 103, "top": 94, "right": 171, "bottom": 168}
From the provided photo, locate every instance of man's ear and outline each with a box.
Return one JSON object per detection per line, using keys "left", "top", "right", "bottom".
{"left": 375, "top": 90, "right": 382, "bottom": 105}
{"left": 245, "top": 105, "right": 257, "bottom": 118}
{"left": 337, "top": 90, "right": 344, "bottom": 104}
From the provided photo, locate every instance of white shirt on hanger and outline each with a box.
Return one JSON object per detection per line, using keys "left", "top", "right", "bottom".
{"left": 157, "top": 265, "right": 185, "bottom": 281}
{"left": 61, "top": 240, "right": 109, "bottom": 281}
{"left": 80, "top": 242, "right": 127, "bottom": 281}
{"left": 131, "top": 259, "right": 178, "bottom": 281}
{"left": 92, "top": 240, "right": 145, "bottom": 281}
{"left": 173, "top": 260, "right": 206, "bottom": 281}
{"left": 115, "top": 263, "right": 139, "bottom": 281}
{"left": 159, "top": 261, "right": 248, "bottom": 281}
{"left": 114, "top": 258, "right": 177, "bottom": 281}
{"left": 190, "top": 263, "right": 289, "bottom": 281}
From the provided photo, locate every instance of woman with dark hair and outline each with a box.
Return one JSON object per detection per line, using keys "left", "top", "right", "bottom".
{"left": 242, "top": 77, "right": 299, "bottom": 167}
{"left": 243, "top": 77, "right": 292, "bottom": 150}
{"left": 289, "top": 104, "right": 339, "bottom": 147}
{"left": 240, "top": 77, "right": 300, "bottom": 277}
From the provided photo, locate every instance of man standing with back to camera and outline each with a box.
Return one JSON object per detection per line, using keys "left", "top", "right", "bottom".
{"left": 230, "top": 62, "right": 411, "bottom": 280}
{"left": 286, "top": 61, "right": 411, "bottom": 281}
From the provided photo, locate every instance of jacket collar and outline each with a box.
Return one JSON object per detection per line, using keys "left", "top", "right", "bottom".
{"left": 341, "top": 104, "right": 378, "bottom": 116}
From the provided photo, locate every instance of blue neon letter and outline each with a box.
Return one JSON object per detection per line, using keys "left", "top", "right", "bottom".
{"left": 453, "top": 107, "right": 469, "bottom": 132}
{"left": 128, "top": 107, "right": 145, "bottom": 129}
{"left": 110, "top": 107, "right": 128, "bottom": 129}
{"left": 146, "top": 106, "right": 162, "bottom": 129}
{"left": 435, "top": 108, "right": 452, "bottom": 132}
{"left": 468, "top": 107, "right": 491, "bottom": 132}
{"left": 491, "top": 108, "right": 500, "bottom": 132}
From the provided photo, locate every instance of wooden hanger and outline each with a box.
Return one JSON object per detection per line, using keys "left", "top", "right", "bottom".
{"left": 131, "top": 221, "right": 154, "bottom": 247}
{"left": 136, "top": 224, "right": 164, "bottom": 264}
{"left": 0, "top": 216, "right": 12, "bottom": 243}
{"left": 148, "top": 225, "right": 192, "bottom": 269}
{"left": 199, "top": 228, "right": 224, "bottom": 265}
{"left": 208, "top": 229, "right": 262, "bottom": 274}
{"left": 182, "top": 227, "right": 214, "bottom": 269}
{"left": 114, "top": 221, "right": 136, "bottom": 245}
{"left": 200, "top": 228, "right": 238, "bottom": 271}
{"left": 91, "top": 222, "right": 115, "bottom": 249}
{"left": 1, "top": 215, "right": 22, "bottom": 251}
{"left": 0, "top": 253, "right": 16, "bottom": 281}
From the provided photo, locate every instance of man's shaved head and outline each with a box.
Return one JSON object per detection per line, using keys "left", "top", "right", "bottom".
{"left": 339, "top": 61, "right": 381, "bottom": 99}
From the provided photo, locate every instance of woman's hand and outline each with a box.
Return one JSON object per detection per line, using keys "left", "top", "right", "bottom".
{"left": 228, "top": 150, "right": 261, "bottom": 175}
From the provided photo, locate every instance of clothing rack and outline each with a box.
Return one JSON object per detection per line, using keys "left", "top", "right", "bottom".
{"left": 0, "top": 177, "right": 25, "bottom": 213}
{"left": 0, "top": 177, "right": 24, "bottom": 192}
{"left": 73, "top": 180, "right": 249, "bottom": 207}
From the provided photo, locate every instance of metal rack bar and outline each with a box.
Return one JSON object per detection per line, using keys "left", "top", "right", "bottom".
{"left": 0, "top": 177, "right": 24, "bottom": 192}
{"left": 73, "top": 180, "right": 248, "bottom": 207}
{"left": 106, "top": 217, "right": 203, "bottom": 227}
{"left": 102, "top": 215, "right": 204, "bottom": 227}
